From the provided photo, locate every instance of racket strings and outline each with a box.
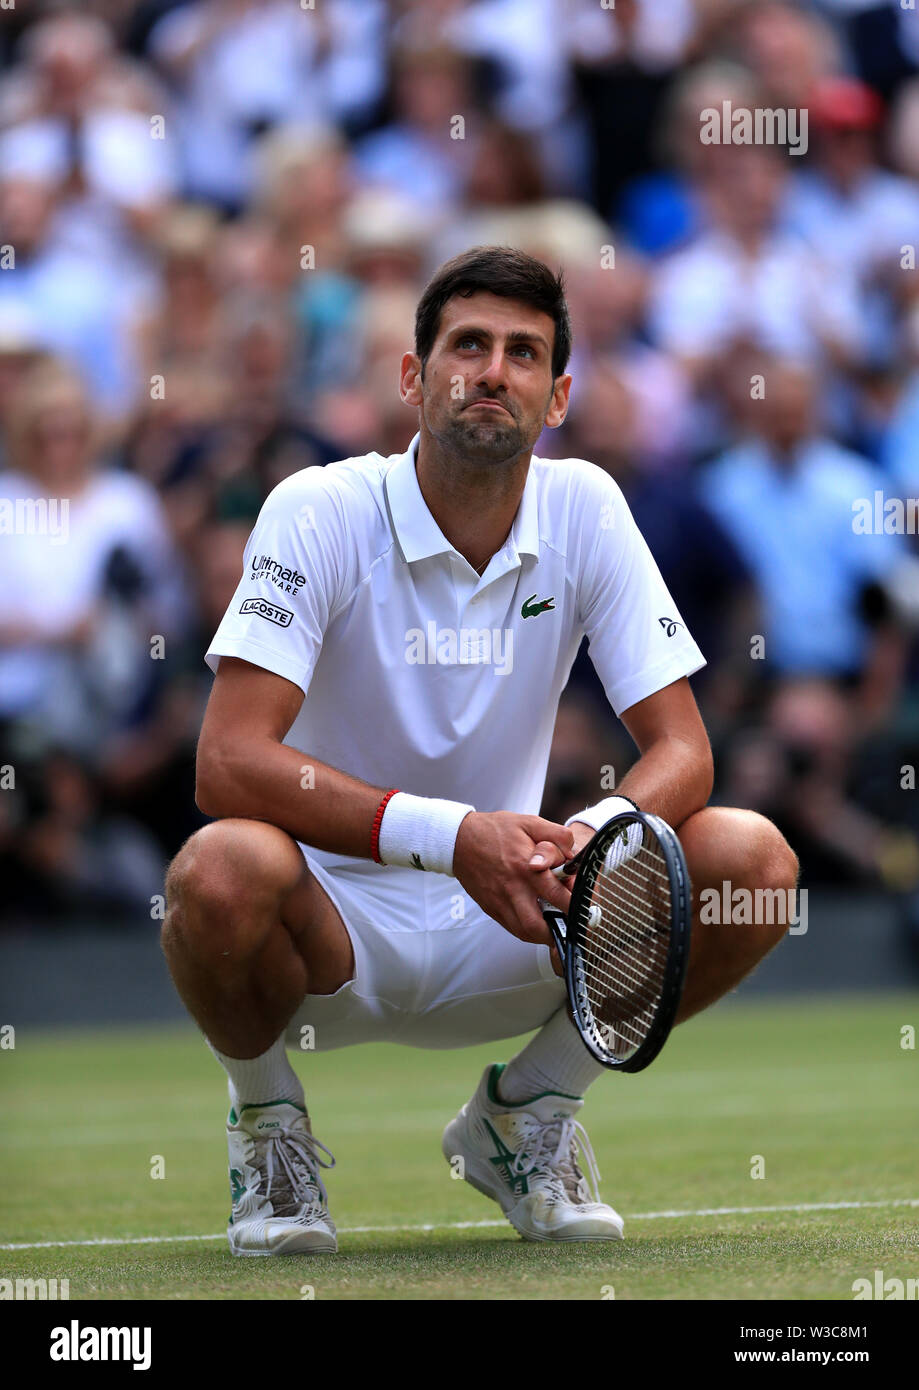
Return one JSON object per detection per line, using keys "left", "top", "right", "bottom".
{"left": 573, "top": 829, "right": 673, "bottom": 1059}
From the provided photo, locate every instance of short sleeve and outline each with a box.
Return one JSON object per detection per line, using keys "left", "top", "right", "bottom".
{"left": 578, "top": 474, "right": 706, "bottom": 717}
{"left": 205, "top": 471, "right": 345, "bottom": 695}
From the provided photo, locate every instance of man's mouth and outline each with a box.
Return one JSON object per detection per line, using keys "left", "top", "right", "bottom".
{"left": 465, "top": 401, "right": 511, "bottom": 415}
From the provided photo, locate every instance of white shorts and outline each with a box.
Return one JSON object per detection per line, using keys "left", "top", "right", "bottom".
{"left": 283, "top": 848, "right": 566, "bottom": 1052}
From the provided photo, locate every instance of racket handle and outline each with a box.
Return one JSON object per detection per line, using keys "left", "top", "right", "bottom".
{"left": 538, "top": 896, "right": 567, "bottom": 953}
{"left": 552, "top": 858, "right": 580, "bottom": 878}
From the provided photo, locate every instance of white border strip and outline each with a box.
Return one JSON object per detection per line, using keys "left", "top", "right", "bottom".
{"left": 2, "top": 1197, "right": 917, "bottom": 1252}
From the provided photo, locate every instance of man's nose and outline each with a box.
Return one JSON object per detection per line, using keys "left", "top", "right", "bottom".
{"left": 475, "top": 349, "right": 510, "bottom": 392}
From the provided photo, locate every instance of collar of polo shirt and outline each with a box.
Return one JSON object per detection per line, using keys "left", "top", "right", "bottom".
{"left": 383, "top": 431, "right": 541, "bottom": 570}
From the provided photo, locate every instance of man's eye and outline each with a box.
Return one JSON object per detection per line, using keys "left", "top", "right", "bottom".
{"left": 456, "top": 339, "right": 534, "bottom": 357}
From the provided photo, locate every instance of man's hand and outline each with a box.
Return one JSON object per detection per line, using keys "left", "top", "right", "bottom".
{"left": 452, "top": 811, "right": 578, "bottom": 947}
{"left": 529, "top": 819, "right": 595, "bottom": 878}
{"left": 528, "top": 819, "right": 595, "bottom": 974}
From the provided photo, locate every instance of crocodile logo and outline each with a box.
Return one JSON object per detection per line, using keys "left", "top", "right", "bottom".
{"left": 521, "top": 594, "right": 556, "bottom": 620}
{"left": 411, "top": 852, "right": 425, "bottom": 871}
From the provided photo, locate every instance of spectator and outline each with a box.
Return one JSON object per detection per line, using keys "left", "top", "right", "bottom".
{"left": 0, "top": 303, "right": 47, "bottom": 465}
{"left": 563, "top": 359, "right": 756, "bottom": 716}
{"left": 253, "top": 123, "right": 355, "bottom": 278}
{"left": 0, "top": 13, "right": 177, "bottom": 304}
{"left": 562, "top": 250, "right": 693, "bottom": 471}
{"left": 149, "top": 0, "right": 384, "bottom": 210}
{"left": 782, "top": 78, "right": 919, "bottom": 365}
{"left": 0, "top": 151, "right": 143, "bottom": 423}
{"left": 4, "top": 741, "right": 166, "bottom": 924}
{"left": 134, "top": 202, "right": 224, "bottom": 387}
{"left": 0, "top": 360, "right": 189, "bottom": 756}
{"left": 719, "top": 679, "right": 919, "bottom": 890}
{"left": 881, "top": 301, "right": 919, "bottom": 494}
{"left": 352, "top": 40, "right": 477, "bottom": 219}
{"left": 649, "top": 143, "right": 865, "bottom": 388}
{"left": 730, "top": 0, "right": 844, "bottom": 111}
{"left": 619, "top": 58, "right": 760, "bottom": 256}
{"left": 97, "top": 519, "right": 256, "bottom": 861}
{"left": 572, "top": 0, "right": 697, "bottom": 218}
{"left": 699, "top": 358, "right": 906, "bottom": 703}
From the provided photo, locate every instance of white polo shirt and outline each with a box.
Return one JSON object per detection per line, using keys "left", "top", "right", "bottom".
{"left": 206, "top": 431, "right": 704, "bottom": 874}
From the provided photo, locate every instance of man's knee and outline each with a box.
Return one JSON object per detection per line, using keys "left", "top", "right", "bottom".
{"left": 163, "top": 819, "right": 305, "bottom": 960}
{"left": 732, "top": 810, "right": 799, "bottom": 895}
{"left": 682, "top": 807, "right": 799, "bottom": 952}
{"left": 682, "top": 806, "right": 798, "bottom": 887}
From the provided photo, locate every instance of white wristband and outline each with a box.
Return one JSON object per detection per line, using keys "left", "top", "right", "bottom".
{"left": 564, "top": 794, "right": 638, "bottom": 835}
{"left": 377, "top": 792, "right": 475, "bottom": 876}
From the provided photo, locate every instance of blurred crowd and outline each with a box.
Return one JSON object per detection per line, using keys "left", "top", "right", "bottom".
{"left": 2, "top": 0, "right": 919, "bottom": 933}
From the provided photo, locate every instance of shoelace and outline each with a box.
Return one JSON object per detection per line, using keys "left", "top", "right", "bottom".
{"left": 261, "top": 1126, "right": 336, "bottom": 1219}
{"left": 511, "top": 1115, "right": 602, "bottom": 1206}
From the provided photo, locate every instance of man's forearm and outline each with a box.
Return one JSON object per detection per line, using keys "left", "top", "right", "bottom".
{"left": 196, "top": 738, "right": 387, "bottom": 858}
{"left": 592, "top": 735, "right": 713, "bottom": 833}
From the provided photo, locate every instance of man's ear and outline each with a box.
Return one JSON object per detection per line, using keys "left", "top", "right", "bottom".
{"left": 544, "top": 373, "right": 572, "bottom": 430}
{"left": 400, "top": 352, "right": 424, "bottom": 407}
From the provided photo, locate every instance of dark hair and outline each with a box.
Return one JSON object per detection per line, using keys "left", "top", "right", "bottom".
{"left": 414, "top": 245, "right": 571, "bottom": 381}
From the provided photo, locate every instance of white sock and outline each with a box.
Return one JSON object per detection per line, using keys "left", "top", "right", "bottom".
{"left": 498, "top": 1006, "right": 606, "bottom": 1102}
{"left": 208, "top": 1034, "right": 304, "bottom": 1112}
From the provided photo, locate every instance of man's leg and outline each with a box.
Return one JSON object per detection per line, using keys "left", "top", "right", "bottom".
{"left": 675, "top": 806, "right": 799, "bottom": 1021}
{"left": 162, "top": 817, "right": 356, "bottom": 1255}
{"left": 162, "top": 817, "right": 354, "bottom": 1060}
{"left": 445, "top": 808, "right": 799, "bottom": 1242}
{"left": 499, "top": 807, "right": 798, "bottom": 1099}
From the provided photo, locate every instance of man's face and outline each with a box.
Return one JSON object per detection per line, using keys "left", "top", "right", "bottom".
{"left": 401, "top": 291, "right": 570, "bottom": 464}
{"left": 758, "top": 364, "right": 815, "bottom": 453}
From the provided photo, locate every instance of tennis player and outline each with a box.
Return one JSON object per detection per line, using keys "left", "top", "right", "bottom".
{"left": 162, "top": 247, "right": 798, "bottom": 1254}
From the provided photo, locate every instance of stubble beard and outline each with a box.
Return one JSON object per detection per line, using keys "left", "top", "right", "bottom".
{"left": 439, "top": 406, "right": 529, "bottom": 468}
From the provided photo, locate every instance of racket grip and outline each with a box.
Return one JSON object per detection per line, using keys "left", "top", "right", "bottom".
{"left": 552, "top": 858, "right": 580, "bottom": 878}
{"left": 538, "top": 896, "right": 567, "bottom": 953}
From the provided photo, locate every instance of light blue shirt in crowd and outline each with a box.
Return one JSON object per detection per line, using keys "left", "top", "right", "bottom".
{"left": 699, "top": 438, "right": 902, "bottom": 675}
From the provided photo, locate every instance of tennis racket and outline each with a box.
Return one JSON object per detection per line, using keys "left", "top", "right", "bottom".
{"left": 538, "top": 809, "right": 692, "bottom": 1072}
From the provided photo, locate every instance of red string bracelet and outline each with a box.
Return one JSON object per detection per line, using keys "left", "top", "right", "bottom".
{"left": 370, "top": 788, "right": 400, "bottom": 863}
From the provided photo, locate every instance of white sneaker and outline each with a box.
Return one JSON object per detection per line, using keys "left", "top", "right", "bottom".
{"left": 442, "top": 1063, "right": 624, "bottom": 1242}
{"left": 226, "top": 1100, "right": 337, "bottom": 1256}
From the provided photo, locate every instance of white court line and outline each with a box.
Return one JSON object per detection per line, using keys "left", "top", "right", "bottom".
{"left": 2, "top": 1197, "right": 917, "bottom": 1252}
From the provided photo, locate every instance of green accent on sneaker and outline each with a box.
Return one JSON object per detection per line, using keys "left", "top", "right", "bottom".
{"left": 486, "top": 1062, "right": 581, "bottom": 1109}
{"left": 229, "top": 1167, "right": 246, "bottom": 1205}
{"left": 234, "top": 1098, "right": 308, "bottom": 1117}
{"left": 483, "top": 1118, "right": 534, "bottom": 1196}
{"left": 228, "top": 1107, "right": 238, "bottom": 1125}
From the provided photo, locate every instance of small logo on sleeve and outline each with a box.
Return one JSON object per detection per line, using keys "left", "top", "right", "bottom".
{"left": 240, "top": 597, "right": 293, "bottom": 627}
{"left": 521, "top": 594, "right": 556, "bottom": 619}
{"left": 658, "top": 616, "right": 684, "bottom": 637}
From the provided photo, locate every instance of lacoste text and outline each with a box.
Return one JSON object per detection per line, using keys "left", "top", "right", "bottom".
{"left": 240, "top": 597, "right": 293, "bottom": 627}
